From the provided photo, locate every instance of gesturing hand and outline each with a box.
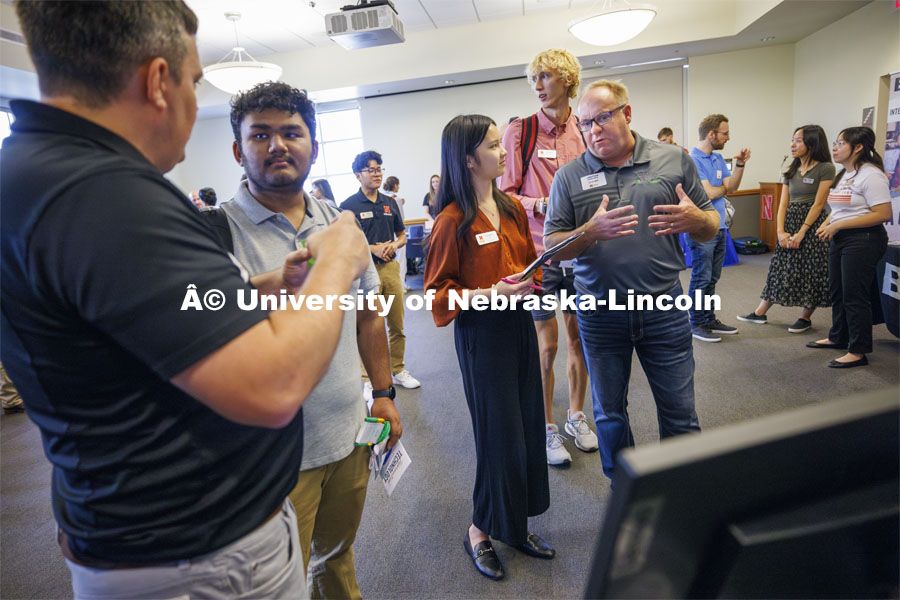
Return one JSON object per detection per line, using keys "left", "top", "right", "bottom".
{"left": 584, "top": 195, "right": 638, "bottom": 242}
{"left": 648, "top": 184, "right": 707, "bottom": 235}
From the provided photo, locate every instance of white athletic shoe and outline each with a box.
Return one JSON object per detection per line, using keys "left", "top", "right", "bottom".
{"left": 392, "top": 370, "right": 421, "bottom": 389}
{"left": 564, "top": 410, "right": 599, "bottom": 452}
{"left": 546, "top": 424, "right": 572, "bottom": 467}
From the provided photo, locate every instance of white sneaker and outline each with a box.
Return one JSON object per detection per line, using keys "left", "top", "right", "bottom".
{"left": 545, "top": 424, "right": 572, "bottom": 467}
{"left": 392, "top": 370, "right": 421, "bottom": 389}
{"left": 564, "top": 410, "right": 599, "bottom": 452}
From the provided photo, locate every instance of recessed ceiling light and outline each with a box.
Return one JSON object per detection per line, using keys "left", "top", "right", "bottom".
{"left": 594, "top": 60, "right": 606, "bottom": 66}
{"left": 761, "top": 36, "right": 775, "bottom": 42}
{"left": 444, "top": 80, "right": 455, "bottom": 84}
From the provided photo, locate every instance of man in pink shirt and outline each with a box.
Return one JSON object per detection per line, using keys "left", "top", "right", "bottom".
{"left": 500, "top": 48, "right": 597, "bottom": 467}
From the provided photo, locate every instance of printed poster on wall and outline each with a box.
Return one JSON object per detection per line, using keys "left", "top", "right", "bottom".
{"left": 884, "top": 72, "right": 900, "bottom": 242}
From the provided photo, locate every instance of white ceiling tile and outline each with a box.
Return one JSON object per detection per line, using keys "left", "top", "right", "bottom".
{"left": 419, "top": 0, "right": 479, "bottom": 27}
{"left": 474, "top": 0, "right": 522, "bottom": 20}
{"left": 523, "top": 0, "right": 570, "bottom": 14}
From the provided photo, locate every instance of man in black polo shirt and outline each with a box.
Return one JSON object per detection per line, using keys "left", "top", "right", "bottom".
{"left": 0, "top": 2, "right": 370, "bottom": 598}
{"left": 341, "top": 151, "right": 421, "bottom": 389}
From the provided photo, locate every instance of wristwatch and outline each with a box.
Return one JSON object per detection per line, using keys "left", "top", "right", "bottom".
{"left": 372, "top": 385, "right": 396, "bottom": 400}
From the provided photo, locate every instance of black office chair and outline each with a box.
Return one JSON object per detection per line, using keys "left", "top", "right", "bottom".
{"left": 406, "top": 225, "right": 425, "bottom": 274}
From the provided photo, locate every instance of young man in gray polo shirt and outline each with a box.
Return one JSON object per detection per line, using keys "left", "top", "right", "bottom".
{"left": 543, "top": 80, "right": 719, "bottom": 481}
{"left": 218, "top": 82, "right": 403, "bottom": 600}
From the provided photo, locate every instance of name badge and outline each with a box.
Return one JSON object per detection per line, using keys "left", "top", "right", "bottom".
{"left": 360, "top": 211, "right": 374, "bottom": 219}
{"left": 476, "top": 231, "right": 500, "bottom": 245}
{"left": 581, "top": 171, "right": 607, "bottom": 190}
{"left": 716, "top": 169, "right": 723, "bottom": 179}
{"left": 803, "top": 177, "right": 815, "bottom": 184}
{"left": 537, "top": 149, "right": 557, "bottom": 159}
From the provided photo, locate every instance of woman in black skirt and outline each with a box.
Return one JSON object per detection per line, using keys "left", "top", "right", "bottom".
{"left": 737, "top": 125, "right": 834, "bottom": 332}
{"left": 424, "top": 114, "right": 552, "bottom": 581}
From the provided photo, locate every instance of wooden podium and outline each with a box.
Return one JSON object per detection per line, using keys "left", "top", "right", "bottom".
{"left": 758, "top": 182, "right": 784, "bottom": 250}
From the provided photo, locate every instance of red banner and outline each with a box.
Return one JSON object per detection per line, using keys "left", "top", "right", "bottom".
{"left": 761, "top": 194, "right": 773, "bottom": 220}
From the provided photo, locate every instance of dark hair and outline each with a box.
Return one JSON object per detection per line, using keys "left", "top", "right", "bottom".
{"left": 784, "top": 125, "right": 832, "bottom": 180}
{"left": 352, "top": 150, "right": 382, "bottom": 174}
{"left": 831, "top": 127, "right": 885, "bottom": 188}
{"left": 198, "top": 187, "right": 217, "bottom": 206}
{"left": 698, "top": 114, "right": 728, "bottom": 140}
{"left": 657, "top": 127, "right": 673, "bottom": 139}
{"left": 436, "top": 114, "right": 522, "bottom": 242}
{"left": 230, "top": 82, "right": 316, "bottom": 148}
{"left": 15, "top": 1, "right": 198, "bottom": 108}
{"left": 383, "top": 176, "right": 399, "bottom": 192}
{"left": 312, "top": 179, "right": 334, "bottom": 201}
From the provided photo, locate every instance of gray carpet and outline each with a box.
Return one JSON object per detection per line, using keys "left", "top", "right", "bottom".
{"left": 2, "top": 253, "right": 897, "bottom": 600}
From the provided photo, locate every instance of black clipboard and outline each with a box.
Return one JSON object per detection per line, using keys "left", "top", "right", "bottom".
{"left": 517, "top": 231, "right": 585, "bottom": 281}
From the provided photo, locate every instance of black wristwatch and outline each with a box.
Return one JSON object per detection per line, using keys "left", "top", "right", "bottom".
{"left": 372, "top": 386, "right": 396, "bottom": 400}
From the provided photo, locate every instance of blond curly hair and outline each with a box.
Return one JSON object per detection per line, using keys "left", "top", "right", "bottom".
{"left": 525, "top": 49, "right": 582, "bottom": 99}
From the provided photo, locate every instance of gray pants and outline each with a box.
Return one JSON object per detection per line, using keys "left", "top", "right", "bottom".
{"left": 66, "top": 499, "right": 308, "bottom": 600}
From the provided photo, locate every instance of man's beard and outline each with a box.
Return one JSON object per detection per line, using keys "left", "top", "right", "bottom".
{"left": 248, "top": 163, "right": 308, "bottom": 193}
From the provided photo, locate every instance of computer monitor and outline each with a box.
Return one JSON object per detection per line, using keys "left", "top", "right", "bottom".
{"left": 585, "top": 389, "right": 899, "bottom": 599}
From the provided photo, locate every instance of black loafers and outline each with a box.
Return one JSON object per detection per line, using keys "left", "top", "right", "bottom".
{"left": 464, "top": 535, "right": 504, "bottom": 580}
{"left": 514, "top": 532, "right": 556, "bottom": 559}
{"left": 828, "top": 355, "right": 868, "bottom": 369}
{"left": 806, "top": 341, "right": 848, "bottom": 349}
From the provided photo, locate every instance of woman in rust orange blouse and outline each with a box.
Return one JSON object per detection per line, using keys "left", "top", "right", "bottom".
{"left": 425, "top": 114, "right": 552, "bottom": 581}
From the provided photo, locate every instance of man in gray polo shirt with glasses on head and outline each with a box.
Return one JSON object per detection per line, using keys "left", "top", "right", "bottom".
{"left": 543, "top": 79, "right": 719, "bottom": 482}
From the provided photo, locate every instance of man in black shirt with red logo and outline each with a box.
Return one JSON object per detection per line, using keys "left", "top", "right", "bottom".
{"left": 341, "top": 151, "right": 422, "bottom": 390}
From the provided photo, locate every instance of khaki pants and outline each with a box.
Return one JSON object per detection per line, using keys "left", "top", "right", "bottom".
{"left": 0, "top": 364, "right": 23, "bottom": 410}
{"left": 288, "top": 446, "right": 370, "bottom": 600}
{"left": 375, "top": 259, "right": 406, "bottom": 374}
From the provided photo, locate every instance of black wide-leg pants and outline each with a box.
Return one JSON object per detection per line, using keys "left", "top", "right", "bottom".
{"left": 453, "top": 307, "right": 549, "bottom": 546}
{"left": 828, "top": 226, "right": 888, "bottom": 354}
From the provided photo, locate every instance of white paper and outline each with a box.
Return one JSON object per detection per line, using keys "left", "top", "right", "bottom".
{"left": 378, "top": 440, "right": 411, "bottom": 496}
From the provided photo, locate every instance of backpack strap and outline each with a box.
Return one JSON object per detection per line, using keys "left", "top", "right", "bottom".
{"left": 200, "top": 207, "right": 234, "bottom": 254}
{"left": 517, "top": 113, "right": 540, "bottom": 194}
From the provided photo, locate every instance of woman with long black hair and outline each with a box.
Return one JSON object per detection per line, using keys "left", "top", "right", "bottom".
{"left": 424, "top": 115, "right": 552, "bottom": 581}
{"left": 737, "top": 125, "right": 834, "bottom": 332}
{"left": 808, "top": 126, "right": 892, "bottom": 367}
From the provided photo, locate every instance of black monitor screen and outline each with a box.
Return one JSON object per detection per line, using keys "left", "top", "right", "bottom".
{"left": 586, "top": 389, "right": 899, "bottom": 599}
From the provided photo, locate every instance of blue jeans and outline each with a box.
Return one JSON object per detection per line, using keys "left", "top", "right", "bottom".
{"left": 687, "top": 229, "right": 727, "bottom": 327}
{"left": 577, "top": 283, "right": 701, "bottom": 480}
{"left": 66, "top": 499, "right": 307, "bottom": 600}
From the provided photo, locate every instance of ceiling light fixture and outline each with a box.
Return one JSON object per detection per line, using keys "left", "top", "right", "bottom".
{"left": 203, "top": 12, "right": 283, "bottom": 95}
{"left": 568, "top": 1, "right": 656, "bottom": 47}
{"left": 760, "top": 35, "right": 776, "bottom": 42}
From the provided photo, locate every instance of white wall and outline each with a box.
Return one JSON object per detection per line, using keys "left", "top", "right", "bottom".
{"left": 688, "top": 43, "right": 796, "bottom": 187}
{"left": 792, "top": 0, "right": 900, "bottom": 141}
{"left": 170, "top": 115, "right": 245, "bottom": 204}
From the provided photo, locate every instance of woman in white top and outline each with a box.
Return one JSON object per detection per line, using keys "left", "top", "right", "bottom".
{"left": 808, "top": 127, "right": 892, "bottom": 367}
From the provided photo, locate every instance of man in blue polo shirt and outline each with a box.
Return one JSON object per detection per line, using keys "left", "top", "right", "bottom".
{"left": 341, "top": 151, "right": 421, "bottom": 390}
{"left": 688, "top": 114, "right": 751, "bottom": 342}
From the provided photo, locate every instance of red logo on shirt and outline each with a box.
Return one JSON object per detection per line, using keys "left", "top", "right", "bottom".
{"left": 383, "top": 206, "right": 391, "bottom": 215}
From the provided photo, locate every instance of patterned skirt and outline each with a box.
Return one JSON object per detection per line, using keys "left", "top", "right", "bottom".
{"left": 760, "top": 201, "right": 831, "bottom": 308}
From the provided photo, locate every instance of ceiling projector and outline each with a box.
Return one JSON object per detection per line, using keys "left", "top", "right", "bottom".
{"left": 325, "top": 0, "right": 405, "bottom": 50}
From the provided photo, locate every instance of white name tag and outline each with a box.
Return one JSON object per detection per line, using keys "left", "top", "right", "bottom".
{"left": 537, "top": 149, "right": 557, "bottom": 159}
{"left": 716, "top": 170, "right": 723, "bottom": 179}
{"left": 360, "top": 211, "right": 374, "bottom": 219}
{"left": 803, "top": 177, "right": 815, "bottom": 184}
{"left": 476, "top": 231, "right": 500, "bottom": 245}
{"left": 581, "top": 171, "right": 607, "bottom": 190}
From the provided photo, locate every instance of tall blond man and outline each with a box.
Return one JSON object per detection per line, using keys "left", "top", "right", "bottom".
{"left": 500, "top": 49, "right": 597, "bottom": 467}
